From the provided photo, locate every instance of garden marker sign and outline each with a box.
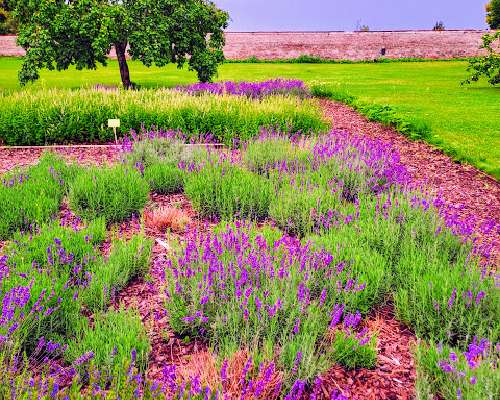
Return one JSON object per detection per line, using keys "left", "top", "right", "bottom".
{"left": 108, "top": 119, "right": 120, "bottom": 144}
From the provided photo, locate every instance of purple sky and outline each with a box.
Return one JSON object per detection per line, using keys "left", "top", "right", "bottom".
{"left": 214, "top": 0, "right": 489, "bottom": 31}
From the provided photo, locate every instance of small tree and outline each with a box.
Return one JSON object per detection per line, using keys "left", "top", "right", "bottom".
{"left": 462, "top": 32, "right": 500, "bottom": 86}
{"left": 486, "top": 0, "right": 500, "bottom": 29}
{"left": 13, "top": 0, "right": 229, "bottom": 89}
{"left": 432, "top": 21, "right": 445, "bottom": 31}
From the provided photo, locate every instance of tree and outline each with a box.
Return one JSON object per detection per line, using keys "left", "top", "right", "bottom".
{"left": 432, "top": 21, "right": 445, "bottom": 31}
{"left": 462, "top": 32, "right": 499, "bottom": 86}
{"left": 486, "top": 0, "right": 500, "bottom": 29}
{"left": 13, "top": 1, "right": 229, "bottom": 89}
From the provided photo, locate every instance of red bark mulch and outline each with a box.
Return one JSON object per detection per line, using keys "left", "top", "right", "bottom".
{"left": 0, "top": 145, "right": 120, "bottom": 174}
{"left": 320, "top": 306, "right": 416, "bottom": 400}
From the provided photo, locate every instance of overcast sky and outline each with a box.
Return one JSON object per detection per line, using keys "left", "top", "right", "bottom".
{"left": 214, "top": 0, "right": 489, "bottom": 31}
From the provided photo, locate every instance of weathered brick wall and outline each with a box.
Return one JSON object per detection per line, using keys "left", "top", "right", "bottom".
{"left": 223, "top": 30, "right": 490, "bottom": 60}
{"left": 0, "top": 30, "right": 492, "bottom": 60}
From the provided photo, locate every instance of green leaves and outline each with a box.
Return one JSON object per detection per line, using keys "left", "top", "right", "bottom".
{"left": 462, "top": 32, "right": 500, "bottom": 86}
{"left": 14, "top": 0, "right": 229, "bottom": 87}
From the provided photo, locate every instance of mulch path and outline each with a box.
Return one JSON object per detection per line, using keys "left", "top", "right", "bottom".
{"left": 320, "top": 99, "right": 500, "bottom": 262}
{"left": 114, "top": 193, "right": 212, "bottom": 383}
{"left": 0, "top": 146, "right": 120, "bottom": 174}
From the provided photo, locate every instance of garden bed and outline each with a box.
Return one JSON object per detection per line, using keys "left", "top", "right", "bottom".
{"left": 0, "top": 96, "right": 498, "bottom": 399}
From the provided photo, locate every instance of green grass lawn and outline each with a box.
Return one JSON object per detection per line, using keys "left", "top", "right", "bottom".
{"left": 1, "top": 57, "right": 499, "bottom": 178}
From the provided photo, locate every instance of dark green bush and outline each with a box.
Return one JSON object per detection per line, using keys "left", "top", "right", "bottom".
{"left": 69, "top": 164, "right": 149, "bottom": 223}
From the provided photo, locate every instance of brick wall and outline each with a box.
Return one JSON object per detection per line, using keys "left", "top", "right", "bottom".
{"left": 0, "top": 30, "right": 492, "bottom": 60}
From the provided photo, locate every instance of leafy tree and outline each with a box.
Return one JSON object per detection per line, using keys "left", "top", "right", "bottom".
{"left": 462, "top": 32, "right": 500, "bottom": 86}
{"left": 486, "top": 0, "right": 500, "bottom": 29}
{"left": 432, "top": 21, "right": 445, "bottom": 31}
{"left": 13, "top": 0, "right": 229, "bottom": 89}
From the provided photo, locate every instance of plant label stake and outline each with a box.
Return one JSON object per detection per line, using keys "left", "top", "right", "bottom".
{"left": 108, "top": 119, "right": 121, "bottom": 144}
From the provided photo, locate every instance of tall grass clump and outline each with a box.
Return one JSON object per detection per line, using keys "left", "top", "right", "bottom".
{"left": 0, "top": 152, "right": 77, "bottom": 239}
{"left": 0, "top": 89, "right": 327, "bottom": 145}
{"left": 69, "top": 164, "right": 149, "bottom": 223}
{"left": 184, "top": 161, "right": 273, "bottom": 220}
{"left": 83, "top": 234, "right": 153, "bottom": 312}
{"left": 65, "top": 308, "right": 150, "bottom": 373}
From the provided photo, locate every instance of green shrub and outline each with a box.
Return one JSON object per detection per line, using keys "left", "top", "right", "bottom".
{"left": 165, "top": 223, "right": 376, "bottom": 391}
{"left": 184, "top": 162, "right": 273, "bottom": 220}
{"left": 0, "top": 89, "right": 327, "bottom": 145}
{"left": 144, "top": 162, "right": 185, "bottom": 195}
{"left": 1, "top": 220, "right": 106, "bottom": 351}
{"left": 123, "top": 137, "right": 188, "bottom": 168}
{"left": 69, "top": 164, "right": 149, "bottom": 223}
{"left": 84, "top": 234, "right": 153, "bottom": 312}
{"left": 65, "top": 308, "right": 150, "bottom": 373}
{"left": 308, "top": 190, "right": 498, "bottom": 347}
{"left": 0, "top": 153, "right": 76, "bottom": 239}
{"left": 269, "top": 184, "right": 341, "bottom": 237}
{"left": 331, "top": 330, "right": 377, "bottom": 369}
{"left": 243, "top": 136, "right": 311, "bottom": 175}
{"left": 6, "top": 218, "right": 106, "bottom": 274}
{"left": 415, "top": 340, "right": 499, "bottom": 400}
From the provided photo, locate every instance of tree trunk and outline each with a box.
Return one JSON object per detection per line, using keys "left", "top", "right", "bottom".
{"left": 115, "top": 42, "right": 131, "bottom": 89}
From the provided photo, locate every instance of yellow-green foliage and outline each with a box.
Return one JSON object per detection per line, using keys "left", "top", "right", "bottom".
{"left": 0, "top": 89, "right": 327, "bottom": 145}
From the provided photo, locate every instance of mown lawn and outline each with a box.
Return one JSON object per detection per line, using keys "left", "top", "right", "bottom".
{"left": 0, "top": 57, "right": 498, "bottom": 178}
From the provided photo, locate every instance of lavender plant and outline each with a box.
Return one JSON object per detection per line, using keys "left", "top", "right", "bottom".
{"left": 0, "top": 152, "right": 77, "bottom": 239}
{"left": 0, "top": 223, "right": 103, "bottom": 352}
{"left": 165, "top": 222, "right": 377, "bottom": 390}
{"left": 83, "top": 234, "right": 153, "bottom": 312}
{"left": 415, "top": 339, "right": 499, "bottom": 399}
{"left": 69, "top": 164, "right": 149, "bottom": 224}
{"left": 184, "top": 162, "right": 274, "bottom": 221}
{"left": 144, "top": 163, "right": 185, "bottom": 195}
{"left": 178, "top": 79, "right": 310, "bottom": 99}
{"left": 65, "top": 308, "right": 150, "bottom": 374}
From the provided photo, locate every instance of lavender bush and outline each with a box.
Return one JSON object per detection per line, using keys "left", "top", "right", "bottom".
{"left": 177, "top": 79, "right": 310, "bottom": 99}
{"left": 165, "top": 222, "right": 377, "bottom": 390}
{"left": 0, "top": 153, "right": 77, "bottom": 239}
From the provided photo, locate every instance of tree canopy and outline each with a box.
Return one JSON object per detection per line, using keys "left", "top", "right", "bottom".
{"left": 13, "top": 0, "right": 229, "bottom": 88}
{"left": 486, "top": 0, "right": 500, "bottom": 29}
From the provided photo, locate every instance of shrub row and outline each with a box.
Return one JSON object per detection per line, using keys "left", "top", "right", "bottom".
{"left": 0, "top": 89, "right": 327, "bottom": 146}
